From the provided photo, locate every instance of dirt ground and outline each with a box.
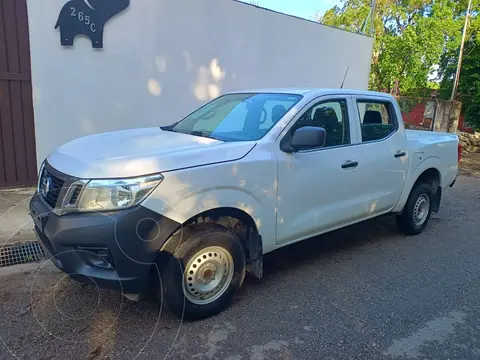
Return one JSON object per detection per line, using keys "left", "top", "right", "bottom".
{"left": 459, "top": 153, "right": 480, "bottom": 178}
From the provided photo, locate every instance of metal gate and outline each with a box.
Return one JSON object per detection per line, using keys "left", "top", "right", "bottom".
{"left": 0, "top": 0, "right": 37, "bottom": 188}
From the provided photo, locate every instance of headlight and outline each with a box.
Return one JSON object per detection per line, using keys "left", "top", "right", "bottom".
{"left": 74, "top": 174, "right": 163, "bottom": 212}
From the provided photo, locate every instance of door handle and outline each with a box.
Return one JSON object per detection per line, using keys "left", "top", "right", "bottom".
{"left": 394, "top": 150, "right": 407, "bottom": 158}
{"left": 341, "top": 160, "right": 358, "bottom": 169}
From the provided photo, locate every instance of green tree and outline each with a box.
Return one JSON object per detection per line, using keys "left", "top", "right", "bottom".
{"left": 319, "top": 0, "right": 463, "bottom": 96}
{"left": 437, "top": 2, "right": 480, "bottom": 128}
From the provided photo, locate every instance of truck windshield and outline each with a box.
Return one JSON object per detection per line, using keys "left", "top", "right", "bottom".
{"left": 167, "top": 93, "right": 303, "bottom": 141}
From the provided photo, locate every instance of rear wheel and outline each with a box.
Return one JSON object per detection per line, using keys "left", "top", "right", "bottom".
{"left": 396, "top": 182, "right": 433, "bottom": 235}
{"left": 160, "top": 224, "right": 245, "bottom": 320}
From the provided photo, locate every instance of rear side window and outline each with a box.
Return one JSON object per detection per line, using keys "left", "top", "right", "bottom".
{"left": 356, "top": 101, "right": 397, "bottom": 142}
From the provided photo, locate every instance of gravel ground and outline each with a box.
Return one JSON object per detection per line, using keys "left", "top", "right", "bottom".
{"left": 1, "top": 173, "right": 480, "bottom": 360}
{"left": 459, "top": 153, "right": 480, "bottom": 178}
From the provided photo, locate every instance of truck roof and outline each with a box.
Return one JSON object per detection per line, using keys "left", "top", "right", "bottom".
{"left": 227, "top": 88, "right": 394, "bottom": 99}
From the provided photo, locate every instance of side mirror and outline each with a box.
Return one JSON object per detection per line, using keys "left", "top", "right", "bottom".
{"left": 288, "top": 126, "right": 326, "bottom": 151}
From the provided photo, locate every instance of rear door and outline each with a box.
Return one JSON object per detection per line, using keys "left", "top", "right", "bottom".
{"left": 349, "top": 95, "right": 409, "bottom": 214}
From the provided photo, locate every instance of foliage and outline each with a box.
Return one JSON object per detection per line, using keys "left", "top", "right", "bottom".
{"left": 437, "top": 2, "right": 480, "bottom": 128}
{"left": 318, "top": 0, "right": 466, "bottom": 96}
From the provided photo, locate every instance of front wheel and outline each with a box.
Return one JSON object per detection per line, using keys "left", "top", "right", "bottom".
{"left": 396, "top": 182, "right": 433, "bottom": 235}
{"left": 160, "top": 224, "right": 246, "bottom": 320}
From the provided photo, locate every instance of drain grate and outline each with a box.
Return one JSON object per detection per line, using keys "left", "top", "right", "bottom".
{"left": 0, "top": 241, "right": 46, "bottom": 267}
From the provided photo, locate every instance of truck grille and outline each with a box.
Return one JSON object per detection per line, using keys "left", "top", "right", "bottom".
{"left": 39, "top": 167, "right": 66, "bottom": 208}
{"left": 38, "top": 163, "right": 82, "bottom": 211}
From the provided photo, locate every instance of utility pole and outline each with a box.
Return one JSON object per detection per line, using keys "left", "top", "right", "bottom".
{"left": 451, "top": 0, "right": 473, "bottom": 100}
{"left": 369, "top": 0, "right": 377, "bottom": 36}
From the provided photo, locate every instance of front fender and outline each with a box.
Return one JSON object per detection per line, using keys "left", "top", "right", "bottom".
{"left": 160, "top": 186, "right": 267, "bottom": 228}
{"left": 141, "top": 161, "right": 278, "bottom": 252}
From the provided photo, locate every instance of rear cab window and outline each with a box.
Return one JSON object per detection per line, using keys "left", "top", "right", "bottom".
{"left": 356, "top": 99, "right": 398, "bottom": 142}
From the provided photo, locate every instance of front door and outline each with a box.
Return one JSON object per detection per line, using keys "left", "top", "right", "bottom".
{"left": 275, "top": 96, "right": 366, "bottom": 245}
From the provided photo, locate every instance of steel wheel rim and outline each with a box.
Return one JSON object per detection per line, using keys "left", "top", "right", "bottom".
{"left": 413, "top": 193, "right": 430, "bottom": 226}
{"left": 182, "top": 246, "right": 234, "bottom": 305}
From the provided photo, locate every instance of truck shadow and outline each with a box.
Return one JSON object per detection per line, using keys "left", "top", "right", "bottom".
{"left": 245, "top": 214, "right": 400, "bottom": 285}
{"left": 147, "top": 213, "right": 404, "bottom": 311}
{"left": 152, "top": 213, "right": 405, "bottom": 313}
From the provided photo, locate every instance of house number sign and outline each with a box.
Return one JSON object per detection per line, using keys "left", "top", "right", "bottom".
{"left": 54, "top": 0, "right": 130, "bottom": 49}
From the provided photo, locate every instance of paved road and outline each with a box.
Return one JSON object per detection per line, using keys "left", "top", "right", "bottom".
{"left": 1, "top": 175, "right": 480, "bottom": 360}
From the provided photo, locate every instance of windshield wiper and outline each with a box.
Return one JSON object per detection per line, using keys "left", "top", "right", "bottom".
{"left": 162, "top": 127, "right": 218, "bottom": 140}
{"left": 188, "top": 131, "right": 216, "bottom": 139}
{"left": 160, "top": 125, "right": 176, "bottom": 132}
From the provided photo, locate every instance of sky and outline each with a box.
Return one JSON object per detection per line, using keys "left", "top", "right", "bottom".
{"left": 239, "top": 0, "right": 340, "bottom": 21}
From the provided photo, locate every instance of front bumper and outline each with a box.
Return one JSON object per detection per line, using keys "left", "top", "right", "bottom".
{"left": 29, "top": 193, "right": 180, "bottom": 294}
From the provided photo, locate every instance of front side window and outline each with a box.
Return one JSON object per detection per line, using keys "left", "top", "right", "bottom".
{"left": 169, "top": 93, "right": 302, "bottom": 141}
{"left": 290, "top": 99, "right": 350, "bottom": 148}
{"left": 357, "top": 101, "right": 397, "bottom": 142}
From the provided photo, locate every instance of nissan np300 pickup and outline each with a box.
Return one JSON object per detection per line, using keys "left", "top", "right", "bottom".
{"left": 30, "top": 88, "right": 460, "bottom": 320}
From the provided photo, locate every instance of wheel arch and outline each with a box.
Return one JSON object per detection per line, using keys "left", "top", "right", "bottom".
{"left": 159, "top": 207, "right": 264, "bottom": 278}
{"left": 415, "top": 168, "right": 441, "bottom": 192}
{"left": 393, "top": 166, "right": 442, "bottom": 213}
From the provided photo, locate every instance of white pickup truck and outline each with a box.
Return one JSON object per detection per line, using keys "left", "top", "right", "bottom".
{"left": 30, "top": 88, "right": 460, "bottom": 320}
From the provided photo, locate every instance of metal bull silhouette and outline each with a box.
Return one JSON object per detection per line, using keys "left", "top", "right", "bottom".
{"left": 55, "top": 0, "right": 130, "bottom": 49}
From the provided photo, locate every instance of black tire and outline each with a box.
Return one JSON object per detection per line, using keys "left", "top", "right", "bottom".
{"left": 396, "top": 182, "right": 433, "bottom": 235}
{"left": 160, "top": 224, "right": 246, "bottom": 320}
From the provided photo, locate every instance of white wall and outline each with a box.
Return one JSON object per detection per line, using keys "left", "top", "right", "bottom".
{"left": 27, "top": 0, "right": 373, "bottom": 166}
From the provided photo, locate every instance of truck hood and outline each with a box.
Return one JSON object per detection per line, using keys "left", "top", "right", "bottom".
{"left": 46, "top": 127, "right": 256, "bottom": 178}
